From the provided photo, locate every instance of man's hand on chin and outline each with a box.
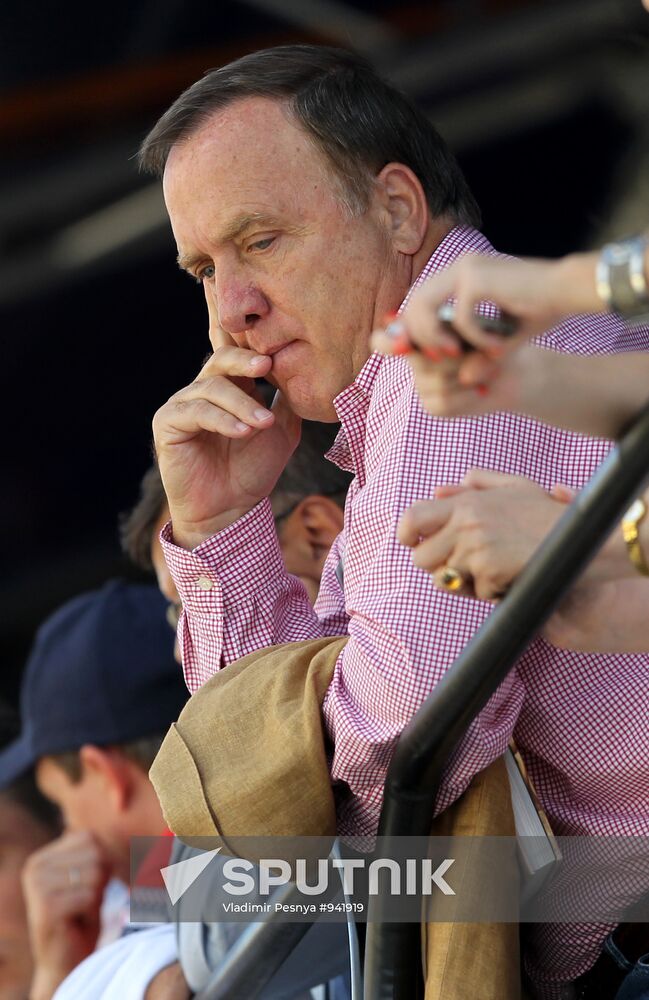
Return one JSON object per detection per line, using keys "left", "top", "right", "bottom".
{"left": 24, "top": 831, "right": 111, "bottom": 1000}
{"left": 153, "top": 345, "right": 301, "bottom": 551}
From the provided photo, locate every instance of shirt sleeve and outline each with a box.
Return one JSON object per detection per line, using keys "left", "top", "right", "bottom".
{"left": 161, "top": 498, "right": 336, "bottom": 692}
{"left": 320, "top": 565, "right": 526, "bottom": 837}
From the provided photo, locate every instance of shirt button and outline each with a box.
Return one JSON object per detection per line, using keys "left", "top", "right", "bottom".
{"left": 196, "top": 576, "right": 213, "bottom": 591}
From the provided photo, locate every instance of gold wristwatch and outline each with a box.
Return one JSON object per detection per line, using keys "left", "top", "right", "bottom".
{"left": 621, "top": 497, "right": 649, "bottom": 576}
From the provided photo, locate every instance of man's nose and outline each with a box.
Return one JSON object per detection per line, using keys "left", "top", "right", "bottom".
{"left": 216, "top": 274, "right": 270, "bottom": 338}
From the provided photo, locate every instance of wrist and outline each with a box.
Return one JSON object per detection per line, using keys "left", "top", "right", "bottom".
{"left": 170, "top": 507, "right": 255, "bottom": 549}
{"left": 621, "top": 497, "right": 649, "bottom": 577}
{"left": 553, "top": 252, "right": 601, "bottom": 316}
{"left": 581, "top": 502, "right": 649, "bottom": 584}
{"left": 512, "top": 344, "right": 564, "bottom": 424}
{"left": 582, "top": 527, "right": 629, "bottom": 583}
{"left": 595, "top": 235, "right": 649, "bottom": 323}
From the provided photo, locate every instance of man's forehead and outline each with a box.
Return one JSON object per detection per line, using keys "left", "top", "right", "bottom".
{"left": 165, "top": 96, "right": 312, "bottom": 172}
{"left": 163, "top": 97, "right": 341, "bottom": 256}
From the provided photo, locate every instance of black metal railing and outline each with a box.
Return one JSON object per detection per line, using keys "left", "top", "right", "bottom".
{"left": 194, "top": 881, "right": 316, "bottom": 999}
{"left": 364, "top": 402, "right": 649, "bottom": 998}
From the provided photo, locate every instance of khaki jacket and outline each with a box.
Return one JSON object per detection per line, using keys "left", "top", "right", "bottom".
{"left": 151, "top": 635, "right": 519, "bottom": 1000}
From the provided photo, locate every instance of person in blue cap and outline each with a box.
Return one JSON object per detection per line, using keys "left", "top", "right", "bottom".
{"left": 0, "top": 580, "right": 188, "bottom": 1000}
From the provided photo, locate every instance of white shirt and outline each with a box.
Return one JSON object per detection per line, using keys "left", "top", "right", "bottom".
{"left": 52, "top": 924, "right": 177, "bottom": 1000}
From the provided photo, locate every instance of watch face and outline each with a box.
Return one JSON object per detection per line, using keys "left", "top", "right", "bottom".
{"left": 625, "top": 498, "right": 646, "bottom": 523}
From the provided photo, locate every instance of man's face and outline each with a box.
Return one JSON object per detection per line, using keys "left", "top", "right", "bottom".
{"left": 0, "top": 796, "right": 54, "bottom": 998}
{"left": 35, "top": 758, "right": 123, "bottom": 876}
{"left": 163, "top": 97, "right": 404, "bottom": 421}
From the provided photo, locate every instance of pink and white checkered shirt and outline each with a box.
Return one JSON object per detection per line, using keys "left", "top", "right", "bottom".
{"left": 162, "top": 226, "right": 649, "bottom": 996}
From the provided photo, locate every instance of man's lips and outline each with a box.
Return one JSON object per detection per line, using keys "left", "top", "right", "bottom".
{"left": 256, "top": 340, "right": 304, "bottom": 387}
{"left": 249, "top": 340, "right": 295, "bottom": 357}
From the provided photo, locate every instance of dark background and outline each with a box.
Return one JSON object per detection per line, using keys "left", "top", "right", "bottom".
{"left": 1, "top": 0, "right": 648, "bottom": 702}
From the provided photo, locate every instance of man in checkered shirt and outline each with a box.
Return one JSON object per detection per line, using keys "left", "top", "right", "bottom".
{"left": 140, "top": 45, "right": 649, "bottom": 999}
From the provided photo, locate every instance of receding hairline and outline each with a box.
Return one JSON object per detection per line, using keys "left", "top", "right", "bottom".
{"left": 163, "top": 97, "right": 370, "bottom": 251}
{"left": 161, "top": 94, "right": 313, "bottom": 177}
{"left": 139, "top": 45, "right": 481, "bottom": 229}
{"left": 157, "top": 92, "right": 376, "bottom": 220}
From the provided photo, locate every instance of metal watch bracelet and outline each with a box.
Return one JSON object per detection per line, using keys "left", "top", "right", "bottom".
{"left": 596, "top": 234, "right": 649, "bottom": 326}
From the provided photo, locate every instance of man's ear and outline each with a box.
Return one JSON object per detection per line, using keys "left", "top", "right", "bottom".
{"left": 277, "top": 496, "right": 344, "bottom": 604}
{"left": 297, "top": 495, "right": 344, "bottom": 563}
{"left": 78, "top": 745, "right": 132, "bottom": 813}
{"left": 375, "top": 163, "right": 429, "bottom": 256}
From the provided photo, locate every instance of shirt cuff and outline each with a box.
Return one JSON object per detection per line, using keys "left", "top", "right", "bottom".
{"left": 160, "top": 499, "right": 286, "bottom": 613}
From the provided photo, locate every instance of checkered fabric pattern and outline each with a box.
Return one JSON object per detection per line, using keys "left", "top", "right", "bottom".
{"left": 162, "top": 226, "right": 649, "bottom": 996}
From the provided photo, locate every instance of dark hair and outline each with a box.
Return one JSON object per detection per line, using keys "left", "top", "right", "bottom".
{"left": 139, "top": 44, "right": 480, "bottom": 227}
{"left": 2, "top": 771, "right": 62, "bottom": 832}
{"left": 119, "top": 464, "right": 167, "bottom": 572}
{"left": 49, "top": 735, "right": 166, "bottom": 785}
{"left": 273, "top": 421, "right": 352, "bottom": 519}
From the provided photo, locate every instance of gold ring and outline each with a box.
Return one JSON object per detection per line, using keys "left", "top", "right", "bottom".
{"left": 436, "top": 566, "right": 465, "bottom": 592}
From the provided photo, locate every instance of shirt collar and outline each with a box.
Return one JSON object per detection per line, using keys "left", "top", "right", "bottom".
{"left": 326, "top": 225, "right": 493, "bottom": 474}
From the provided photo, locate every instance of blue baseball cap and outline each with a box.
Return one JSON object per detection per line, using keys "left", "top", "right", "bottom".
{"left": 0, "top": 580, "right": 188, "bottom": 787}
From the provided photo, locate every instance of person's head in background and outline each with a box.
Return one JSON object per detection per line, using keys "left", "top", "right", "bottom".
{"left": 0, "top": 582, "right": 187, "bottom": 884}
{"left": 270, "top": 422, "right": 351, "bottom": 603}
{"left": 121, "top": 421, "right": 351, "bottom": 609}
{"left": 0, "top": 705, "right": 61, "bottom": 999}
{"left": 120, "top": 464, "right": 180, "bottom": 634}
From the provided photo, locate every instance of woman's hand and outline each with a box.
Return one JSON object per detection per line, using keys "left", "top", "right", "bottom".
{"left": 398, "top": 469, "right": 571, "bottom": 601}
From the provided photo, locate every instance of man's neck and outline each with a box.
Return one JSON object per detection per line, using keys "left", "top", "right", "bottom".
{"left": 410, "top": 215, "right": 458, "bottom": 285}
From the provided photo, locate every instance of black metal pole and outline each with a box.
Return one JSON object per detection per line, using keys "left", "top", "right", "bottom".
{"left": 364, "top": 403, "right": 649, "bottom": 1000}
{"left": 194, "top": 881, "right": 315, "bottom": 1000}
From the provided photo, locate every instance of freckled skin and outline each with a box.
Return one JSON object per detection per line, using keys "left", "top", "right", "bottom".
{"left": 163, "top": 97, "right": 415, "bottom": 421}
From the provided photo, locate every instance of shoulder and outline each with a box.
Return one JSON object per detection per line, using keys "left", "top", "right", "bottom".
{"left": 537, "top": 311, "right": 649, "bottom": 357}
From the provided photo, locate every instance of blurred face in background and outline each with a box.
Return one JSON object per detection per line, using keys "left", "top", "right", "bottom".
{"left": 35, "top": 750, "right": 154, "bottom": 884}
{"left": 151, "top": 506, "right": 182, "bottom": 663}
{"left": 150, "top": 493, "right": 345, "bottom": 619}
{"left": 273, "top": 493, "right": 344, "bottom": 605}
{"left": 0, "top": 794, "right": 56, "bottom": 998}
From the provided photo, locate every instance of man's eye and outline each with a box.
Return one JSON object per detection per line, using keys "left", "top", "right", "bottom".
{"left": 248, "top": 237, "right": 275, "bottom": 252}
{"left": 196, "top": 264, "right": 215, "bottom": 283}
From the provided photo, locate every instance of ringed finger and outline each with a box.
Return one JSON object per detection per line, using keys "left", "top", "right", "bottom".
{"left": 408, "top": 523, "right": 458, "bottom": 574}
{"left": 433, "top": 562, "right": 474, "bottom": 597}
